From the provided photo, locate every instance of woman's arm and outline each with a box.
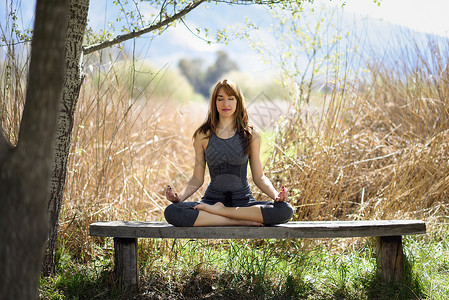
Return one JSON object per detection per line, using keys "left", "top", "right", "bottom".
{"left": 166, "top": 133, "right": 207, "bottom": 203}
{"left": 249, "top": 130, "right": 288, "bottom": 201}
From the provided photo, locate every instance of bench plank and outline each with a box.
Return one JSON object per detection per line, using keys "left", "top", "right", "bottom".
{"left": 90, "top": 220, "right": 426, "bottom": 239}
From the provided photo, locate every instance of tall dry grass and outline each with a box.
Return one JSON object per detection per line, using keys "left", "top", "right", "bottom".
{"left": 266, "top": 33, "right": 449, "bottom": 225}
{"left": 0, "top": 41, "right": 27, "bottom": 146}
{"left": 1, "top": 30, "right": 448, "bottom": 261}
{"left": 61, "top": 52, "right": 209, "bottom": 258}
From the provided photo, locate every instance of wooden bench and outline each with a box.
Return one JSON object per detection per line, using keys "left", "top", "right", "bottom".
{"left": 89, "top": 220, "right": 426, "bottom": 289}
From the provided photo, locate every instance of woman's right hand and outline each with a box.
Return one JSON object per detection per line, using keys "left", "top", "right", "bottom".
{"left": 165, "top": 185, "right": 181, "bottom": 203}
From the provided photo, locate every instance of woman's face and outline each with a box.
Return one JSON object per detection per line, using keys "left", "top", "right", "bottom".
{"left": 215, "top": 87, "right": 237, "bottom": 119}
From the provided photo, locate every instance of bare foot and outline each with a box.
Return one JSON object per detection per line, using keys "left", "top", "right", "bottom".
{"left": 194, "top": 202, "right": 224, "bottom": 214}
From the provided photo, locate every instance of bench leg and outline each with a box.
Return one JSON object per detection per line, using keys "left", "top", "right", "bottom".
{"left": 114, "top": 237, "right": 138, "bottom": 289}
{"left": 376, "top": 235, "right": 404, "bottom": 282}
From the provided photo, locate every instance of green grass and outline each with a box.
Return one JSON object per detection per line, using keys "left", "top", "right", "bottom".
{"left": 39, "top": 241, "right": 117, "bottom": 300}
{"left": 40, "top": 224, "right": 449, "bottom": 299}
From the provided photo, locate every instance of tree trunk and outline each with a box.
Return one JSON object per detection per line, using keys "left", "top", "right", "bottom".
{"left": 42, "top": 0, "right": 90, "bottom": 276}
{"left": 0, "top": 0, "right": 69, "bottom": 298}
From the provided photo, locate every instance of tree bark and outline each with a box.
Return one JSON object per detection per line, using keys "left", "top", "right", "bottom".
{"left": 42, "top": 0, "right": 90, "bottom": 276}
{"left": 0, "top": 128, "right": 12, "bottom": 162}
{"left": 0, "top": 0, "right": 69, "bottom": 298}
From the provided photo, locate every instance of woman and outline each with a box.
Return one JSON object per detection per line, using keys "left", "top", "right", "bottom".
{"left": 164, "top": 79, "right": 294, "bottom": 226}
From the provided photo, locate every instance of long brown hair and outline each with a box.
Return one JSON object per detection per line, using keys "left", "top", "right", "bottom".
{"left": 193, "top": 79, "right": 253, "bottom": 154}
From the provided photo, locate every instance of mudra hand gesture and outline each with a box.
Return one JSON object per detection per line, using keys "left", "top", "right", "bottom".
{"left": 275, "top": 186, "right": 288, "bottom": 202}
{"left": 165, "top": 185, "right": 181, "bottom": 203}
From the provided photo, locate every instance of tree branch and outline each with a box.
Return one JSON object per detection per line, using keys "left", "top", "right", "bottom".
{"left": 83, "top": 0, "right": 207, "bottom": 55}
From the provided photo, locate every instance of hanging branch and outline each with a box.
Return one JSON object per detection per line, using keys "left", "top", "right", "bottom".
{"left": 83, "top": 0, "right": 207, "bottom": 55}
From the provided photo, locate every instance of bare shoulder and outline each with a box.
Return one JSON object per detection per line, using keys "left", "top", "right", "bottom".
{"left": 194, "top": 130, "right": 209, "bottom": 151}
{"left": 251, "top": 127, "right": 261, "bottom": 141}
{"left": 249, "top": 127, "right": 262, "bottom": 160}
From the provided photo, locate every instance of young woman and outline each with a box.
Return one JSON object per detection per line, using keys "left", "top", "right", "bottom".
{"left": 164, "top": 79, "right": 294, "bottom": 226}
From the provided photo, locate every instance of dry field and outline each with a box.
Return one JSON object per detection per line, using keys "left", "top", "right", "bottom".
{"left": 1, "top": 36, "right": 448, "bottom": 262}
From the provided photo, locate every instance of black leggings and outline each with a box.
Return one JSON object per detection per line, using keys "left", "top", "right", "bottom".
{"left": 164, "top": 199, "right": 294, "bottom": 227}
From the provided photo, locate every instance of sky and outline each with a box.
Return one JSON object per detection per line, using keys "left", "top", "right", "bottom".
{"left": 1, "top": 0, "right": 448, "bottom": 75}
{"left": 2, "top": 0, "right": 448, "bottom": 40}
{"left": 341, "top": 0, "right": 449, "bottom": 37}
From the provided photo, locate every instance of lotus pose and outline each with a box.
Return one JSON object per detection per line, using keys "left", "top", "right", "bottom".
{"left": 164, "top": 79, "right": 294, "bottom": 226}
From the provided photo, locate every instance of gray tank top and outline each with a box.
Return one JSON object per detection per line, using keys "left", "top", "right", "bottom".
{"left": 204, "top": 132, "right": 250, "bottom": 193}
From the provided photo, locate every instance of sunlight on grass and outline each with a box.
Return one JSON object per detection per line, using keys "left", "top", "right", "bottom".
{"left": 40, "top": 231, "right": 449, "bottom": 299}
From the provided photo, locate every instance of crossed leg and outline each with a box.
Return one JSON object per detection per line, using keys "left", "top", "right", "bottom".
{"left": 193, "top": 202, "right": 264, "bottom": 226}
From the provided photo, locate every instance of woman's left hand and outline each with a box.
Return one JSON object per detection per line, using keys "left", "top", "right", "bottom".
{"left": 275, "top": 186, "right": 288, "bottom": 202}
